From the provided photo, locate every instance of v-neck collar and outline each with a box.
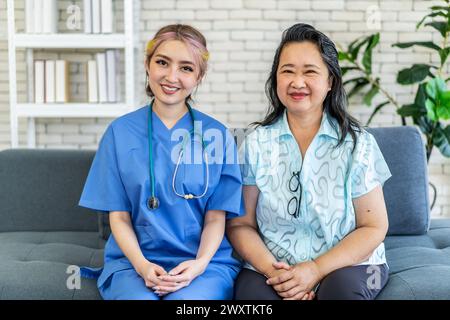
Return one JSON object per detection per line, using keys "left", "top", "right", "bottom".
{"left": 151, "top": 107, "right": 192, "bottom": 132}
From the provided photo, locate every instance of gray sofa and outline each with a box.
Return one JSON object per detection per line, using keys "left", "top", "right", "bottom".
{"left": 0, "top": 126, "right": 449, "bottom": 299}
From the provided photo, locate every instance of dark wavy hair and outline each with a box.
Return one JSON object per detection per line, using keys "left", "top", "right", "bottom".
{"left": 254, "top": 23, "right": 361, "bottom": 150}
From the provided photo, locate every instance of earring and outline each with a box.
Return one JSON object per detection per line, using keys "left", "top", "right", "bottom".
{"left": 145, "top": 75, "right": 149, "bottom": 89}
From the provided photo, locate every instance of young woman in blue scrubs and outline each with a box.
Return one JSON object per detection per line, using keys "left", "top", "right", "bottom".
{"left": 227, "top": 23, "right": 391, "bottom": 300}
{"left": 79, "top": 24, "right": 244, "bottom": 300}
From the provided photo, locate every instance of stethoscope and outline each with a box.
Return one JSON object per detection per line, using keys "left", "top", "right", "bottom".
{"left": 147, "top": 99, "right": 209, "bottom": 210}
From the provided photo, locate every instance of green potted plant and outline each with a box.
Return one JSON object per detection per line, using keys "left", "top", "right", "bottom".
{"left": 338, "top": 0, "right": 450, "bottom": 209}
{"left": 393, "top": 0, "right": 450, "bottom": 161}
{"left": 339, "top": 1, "right": 449, "bottom": 161}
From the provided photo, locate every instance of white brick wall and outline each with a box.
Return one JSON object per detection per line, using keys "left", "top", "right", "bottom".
{"left": 0, "top": 0, "right": 449, "bottom": 218}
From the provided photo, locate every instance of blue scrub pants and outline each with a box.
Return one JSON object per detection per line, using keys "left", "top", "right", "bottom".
{"left": 99, "top": 266, "right": 236, "bottom": 300}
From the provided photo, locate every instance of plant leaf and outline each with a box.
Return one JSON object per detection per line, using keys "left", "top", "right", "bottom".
{"left": 437, "top": 104, "right": 450, "bottom": 119}
{"left": 338, "top": 51, "right": 351, "bottom": 61}
{"left": 430, "top": 6, "right": 450, "bottom": 12}
{"left": 348, "top": 35, "right": 368, "bottom": 54}
{"left": 439, "top": 47, "right": 450, "bottom": 66}
{"left": 348, "top": 83, "right": 370, "bottom": 99}
{"left": 415, "top": 83, "right": 428, "bottom": 107}
{"left": 363, "top": 85, "right": 379, "bottom": 106}
{"left": 362, "top": 33, "right": 380, "bottom": 73}
{"left": 392, "top": 41, "right": 441, "bottom": 51}
{"left": 426, "top": 79, "right": 438, "bottom": 100}
{"left": 350, "top": 37, "right": 370, "bottom": 60}
{"left": 397, "top": 103, "right": 426, "bottom": 117}
{"left": 425, "top": 99, "right": 438, "bottom": 121}
{"left": 432, "top": 124, "right": 450, "bottom": 157}
{"left": 340, "top": 66, "right": 359, "bottom": 76}
{"left": 416, "top": 11, "right": 448, "bottom": 29}
{"left": 367, "top": 101, "right": 390, "bottom": 125}
{"left": 440, "top": 90, "right": 450, "bottom": 102}
{"left": 343, "top": 77, "right": 367, "bottom": 85}
{"left": 426, "top": 77, "right": 447, "bottom": 100}
{"left": 424, "top": 21, "right": 449, "bottom": 38}
{"left": 413, "top": 115, "right": 434, "bottom": 135}
{"left": 346, "top": 78, "right": 370, "bottom": 98}
{"left": 437, "top": 90, "right": 450, "bottom": 120}
{"left": 397, "top": 64, "right": 432, "bottom": 85}
{"left": 348, "top": 36, "right": 364, "bottom": 52}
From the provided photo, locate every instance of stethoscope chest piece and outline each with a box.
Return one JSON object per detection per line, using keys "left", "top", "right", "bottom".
{"left": 147, "top": 196, "right": 159, "bottom": 210}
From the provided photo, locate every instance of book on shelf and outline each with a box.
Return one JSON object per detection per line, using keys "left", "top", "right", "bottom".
{"left": 43, "top": 0, "right": 58, "bottom": 33}
{"left": 26, "top": 0, "right": 58, "bottom": 34}
{"left": 96, "top": 52, "right": 108, "bottom": 102}
{"left": 84, "top": 0, "right": 114, "bottom": 34}
{"left": 83, "top": 0, "right": 92, "bottom": 34}
{"left": 92, "top": 0, "right": 101, "bottom": 34}
{"left": 87, "top": 50, "right": 120, "bottom": 103}
{"left": 106, "top": 49, "right": 117, "bottom": 102}
{"left": 25, "top": 0, "right": 34, "bottom": 34}
{"left": 34, "top": 60, "right": 45, "bottom": 103}
{"left": 34, "top": 0, "right": 43, "bottom": 34}
{"left": 45, "top": 60, "right": 55, "bottom": 103}
{"left": 87, "top": 60, "right": 98, "bottom": 103}
{"left": 55, "top": 60, "right": 70, "bottom": 103}
{"left": 34, "top": 60, "right": 70, "bottom": 103}
{"left": 101, "top": 0, "right": 113, "bottom": 34}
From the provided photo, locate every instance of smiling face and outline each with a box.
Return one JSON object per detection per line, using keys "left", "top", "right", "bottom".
{"left": 145, "top": 40, "right": 200, "bottom": 109}
{"left": 276, "top": 41, "right": 332, "bottom": 116}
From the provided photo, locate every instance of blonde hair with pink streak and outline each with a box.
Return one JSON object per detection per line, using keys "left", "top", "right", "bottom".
{"left": 145, "top": 24, "right": 209, "bottom": 98}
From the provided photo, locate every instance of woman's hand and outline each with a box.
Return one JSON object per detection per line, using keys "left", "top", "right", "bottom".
{"left": 153, "top": 259, "right": 209, "bottom": 296}
{"left": 137, "top": 260, "right": 178, "bottom": 293}
{"left": 266, "top": 261, "right": 321, "bottom": 300}
{"left": 266, "top": 261, "right": 314, "bottom": 300}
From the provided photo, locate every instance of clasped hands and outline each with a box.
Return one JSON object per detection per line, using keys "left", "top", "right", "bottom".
{"left": 265, "top": 260, "right": 322, "bottom": 300}
{"left": 138, "top": 259, "right": 208, "bottom": 296}
{"left": 138, "top": 258, "right": 322, "bottom": 299}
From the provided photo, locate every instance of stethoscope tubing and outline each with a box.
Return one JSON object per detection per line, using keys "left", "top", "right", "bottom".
{"left": 147, "top": 99, "right": 209, "bottom": 209}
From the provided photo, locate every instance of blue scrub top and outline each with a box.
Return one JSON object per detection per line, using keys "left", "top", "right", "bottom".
{"left": 79, "top": 105, "right": 245, "bottom": 288}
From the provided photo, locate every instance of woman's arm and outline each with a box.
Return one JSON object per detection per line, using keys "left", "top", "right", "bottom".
{"left": 109, "top": 211, "right": 170, "bottom": 288}
{"left": 267, "top": 185, "right": 389, "bottom": 299}
{"left": 226, "top": 185, "right": 279, "bottom": 277}
{"left": 313, "top": 185, "right": 389, "bottom": 278}
{"left": 109, "top": 211, "right": 148, "bottom": 273}
{"left": 196, "top": 209, "right": 226, "bottom": 264}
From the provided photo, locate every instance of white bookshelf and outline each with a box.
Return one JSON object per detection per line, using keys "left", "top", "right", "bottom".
{"left": 14, "top": 34, "right": 128, "bottom": 48}
{"left": 7, "top": 0, "right": 140, "bottom": 148}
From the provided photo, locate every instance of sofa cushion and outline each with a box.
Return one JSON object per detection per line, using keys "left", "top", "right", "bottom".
{"left": 378, "top": 219, "right": 450, "bottom": 299}
{"left": 0, "top": 149, "right": 98, "bottom": 233}
{"left": 0, "top": 231, "right": 104, "bottom": 300}
{"left": 366, "top": 127, "right": 430, "bottom": 235}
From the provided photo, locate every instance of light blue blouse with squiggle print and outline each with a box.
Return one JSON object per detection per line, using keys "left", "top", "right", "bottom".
{"left": 239, "top": 110, "right": 392, "bottom": 269}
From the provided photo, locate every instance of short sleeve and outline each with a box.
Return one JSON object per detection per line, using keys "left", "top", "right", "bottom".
{"left": 79, "top": 125, "right": 132, "bottom": 213}
{"left": 205, "top": 129, "right": 245, "bottom": 219}
{"left": 238, "top": 131, "right": 258, "bottom": 185}
{"left": 350, "top": 131, "right": 392, "bottom": 198}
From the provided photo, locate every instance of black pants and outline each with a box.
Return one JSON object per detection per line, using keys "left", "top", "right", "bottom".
{"left": 234, "top": 264, "right": 389, "bottom": 300}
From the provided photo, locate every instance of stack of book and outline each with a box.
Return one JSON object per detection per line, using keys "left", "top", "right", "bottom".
{"left": 34, "top": 60, "right": 69, "bottom": 103}
{"left": 25, "top": 0, "right": 58, "bottom": 34}
{"left": 87, "top": 50, "right": 121, "bottom": 103}
{"left": 84, "top": 0, "right": 114, "bottom": 34}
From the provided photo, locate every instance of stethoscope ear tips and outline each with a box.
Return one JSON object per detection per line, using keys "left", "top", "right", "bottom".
{"left": 147, "top": 196, "right": 159, "bottom": 210}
